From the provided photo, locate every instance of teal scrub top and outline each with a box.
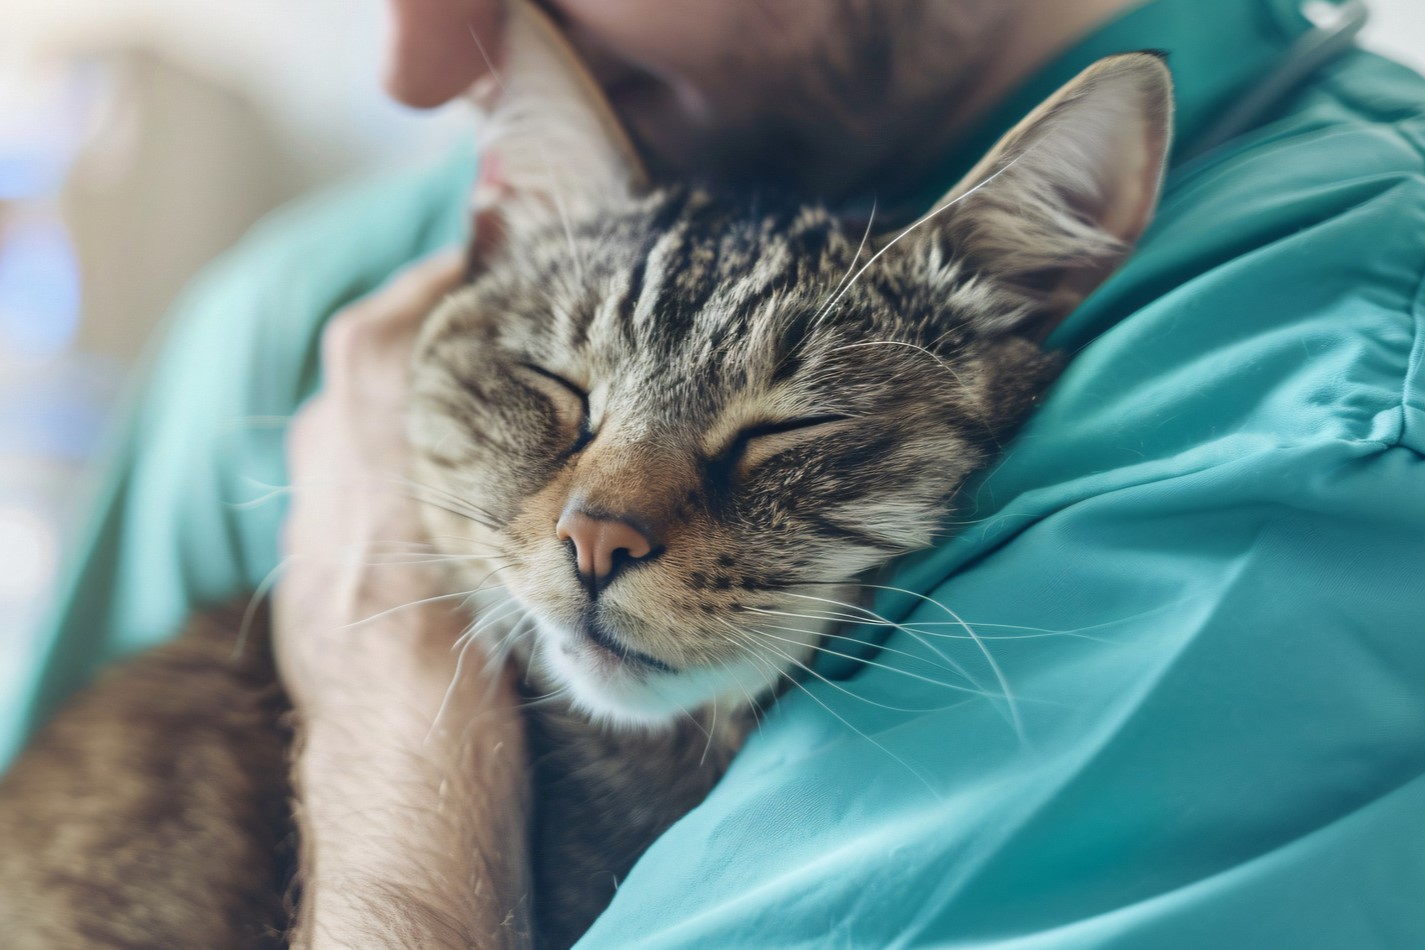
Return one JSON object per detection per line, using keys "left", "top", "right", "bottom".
{"left": 8, "top": 0, "right": 1425, "bottom": 945}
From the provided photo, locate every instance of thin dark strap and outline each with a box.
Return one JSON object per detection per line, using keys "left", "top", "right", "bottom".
{"left": 1181, "top": 0, "right": 1370, "bottom": 162}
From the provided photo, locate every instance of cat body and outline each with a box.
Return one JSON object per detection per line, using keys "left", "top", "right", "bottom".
{"left": 0, "top": 3, "right": 1174, "bottom": 945}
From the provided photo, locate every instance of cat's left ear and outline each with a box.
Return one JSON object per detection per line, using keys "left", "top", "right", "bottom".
{"left": 887, "top": 53, "right": 1173, "bottom": 340}
{"left": 467, "top": 0, "right": 650, "bottom": 266}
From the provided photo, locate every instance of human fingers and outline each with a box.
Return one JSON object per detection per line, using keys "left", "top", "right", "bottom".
{"left": 317, "top": 248, "right": 463, "bottom": 394}
{"left": 284, "top": 250, "right": 461, "bottom": 509}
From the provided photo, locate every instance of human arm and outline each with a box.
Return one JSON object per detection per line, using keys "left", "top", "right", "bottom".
{"left": 275, "top": 252, "right": 531, "bottom": 949}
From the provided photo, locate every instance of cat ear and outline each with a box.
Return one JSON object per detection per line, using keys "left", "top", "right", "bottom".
{"left": 468, "top": 0, "right": 650, "bottom": 265}
{"left": 888, "top": 53, "right": 1173, "bottom": 339}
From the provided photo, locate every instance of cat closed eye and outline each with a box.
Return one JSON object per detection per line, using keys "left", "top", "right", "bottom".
{"left": 738, "top": 415, "right": 850, "bottom": 441}
{"left": 516, "top": 363, "right": 592, "bottom": 451}
{"left": 729, "top": 415, "right": 851, "bottom": 469}
{"left": 518, "top": 363, "right": 587, "bottom": 400}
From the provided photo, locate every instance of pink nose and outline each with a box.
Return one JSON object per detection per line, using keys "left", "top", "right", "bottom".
{"left": 555, "top": 509, "right": 655, "bottom": 589}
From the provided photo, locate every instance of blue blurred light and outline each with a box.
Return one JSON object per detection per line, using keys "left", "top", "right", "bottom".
{"left": 0, "top": 151, "right": 65, "bottom": 202}
{"left": 0, "top": 218, "right": 82, "bottom": 358}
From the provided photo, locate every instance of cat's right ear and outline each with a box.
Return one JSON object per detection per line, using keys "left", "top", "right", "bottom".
{"left": 466, "top": 0, "right": 650, "bottom": 270}
{"left": 880, "top": 53, "right": 1173, "bottom": 341}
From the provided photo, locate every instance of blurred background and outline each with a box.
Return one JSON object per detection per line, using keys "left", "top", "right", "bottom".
{"left": 0, "top": 0, "right": 470, "bottom": 702}
{"left": 0, "top": 0, "right": 1422, "bottom": 698}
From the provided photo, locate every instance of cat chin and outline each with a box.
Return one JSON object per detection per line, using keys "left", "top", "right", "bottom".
{"left": 535, "top": 625, "right": 784, "bottom": 730}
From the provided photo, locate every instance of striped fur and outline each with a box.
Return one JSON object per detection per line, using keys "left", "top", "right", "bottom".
{"left": 409, "top": 48, "right": 1172, "bottom": 729}
{"left": 409, "top": 184, "right": 1065, "bottom": 726}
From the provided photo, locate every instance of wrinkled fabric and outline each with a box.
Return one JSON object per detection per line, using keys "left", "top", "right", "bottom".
{"left": 5, "top": 0, "right": 1424, "bottom": 946}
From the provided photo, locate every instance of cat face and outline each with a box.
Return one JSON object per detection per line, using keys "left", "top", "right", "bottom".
{"left": 410, "top": 189, "right": 1060, "bottom": 723}
{"left": 406, "top": 2, "right": 1173, "bottom": 726}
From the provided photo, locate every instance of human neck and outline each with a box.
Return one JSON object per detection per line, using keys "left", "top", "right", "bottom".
{"left": 848, "top": 0, "right": 1147, "bottom": 215}
{"left": 963, "top": 0, "right": 1147, "bottom": 125}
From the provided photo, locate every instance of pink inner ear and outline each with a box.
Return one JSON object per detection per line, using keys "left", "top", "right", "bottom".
{"left": 1095, "top": 95, "right": 1172, "bottom": 246}
{"left": 467, "top": 153, "right": 512, "bottom": 277}
{"left": 472, "top": 152, "right": 510, "bottom": 215}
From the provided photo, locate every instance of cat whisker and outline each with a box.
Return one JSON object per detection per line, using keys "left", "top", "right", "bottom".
{"left": 397, "top": 477, "right": 506, "bottom": 530}
{"left": 397, "top": 473, "right": 501, "bottom": 512}
{"left": 745, "top": 619, "right": 978, "bottom": 682}
{"left": 362, "top": 535, "right": 502, "bottom": 552}
{"left": 644, "top": 680, "right": 712, "bottom": 743}
{"left": 802, "top": 583, "right": 1023, "bottom": 742}
{"left": 832, "top": 339, "right": 965, "bottom": 387}
{"left": 430, "top": 606, "right": 530, "bottom": 742}
{"left": 229, "top": 473, "right": 504, "bottom": 535}
{"left": 778, "top": 591, "right": 990, "bottom": 700}
{"left": 701, "top": 690, "right": 719, "bottom": 767}
{"left": 724, "top": 619, "right": 999, "bottom": 708}
{"left": 491, "top": 613, "right": 531, "bottom": 670}
{"left": 233, "top": 555, "right": 294, "bottom": 661}
{"left": 454, "top": 590, "right": 526, "bottom": 652}
{"left": 519, "top": 681, "right": 576, "bottom": 713}
{"left": 812, "top": 585, "right": 1201, "bottom": 641}
{"left": 745, "top": 605, "right": 883, "bottom": 627}
{"left": 406, "top": 496, "right": 503, "bottom": 531}
{"left": 453, "top": 601, "right": 518, "bottom": 647}
{"left": 229, "top": 479, "right": 294, "bottom": 511}
{"left": 749, "top": 602, "right": 1101, "bottom": 643}
{"left": 428, "top": 626, "right": 486, "bottom": 744}
{"left": 809, "top": 197, "right": 878, "bottom": 324}
{"left": 339, "top": 587, "right": 490, "bottom": 631}
{"left": 716, "top": 655, "right": 766, "bottom": 733}
{"left": 813, "top": 151, "right": 1025, "bottom": 326}
{"left": 718, "top": 629, "right": 943, "bottom": 800}
{"left": 358, "top": 551, "right": 508, "bottom": 569}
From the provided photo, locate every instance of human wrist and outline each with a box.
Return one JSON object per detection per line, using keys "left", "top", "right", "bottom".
{"left": 293, "top": 717, "right": 508, "bottom": 874}
{"left": 291, "top": 685, "right": 531, "bottom": 949}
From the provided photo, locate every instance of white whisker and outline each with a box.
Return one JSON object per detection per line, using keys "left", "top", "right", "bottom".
{"left": 814, "top": 153, "right": 1025, "bottom": 324}
{"left": 831, "top": 582, "right": 1024, "bottom": 744}
{"left": 721, "top": 628, "right": 943, "bottom": 801}
{"left": 233, "top": 556, "right": 292, "bottom": 661}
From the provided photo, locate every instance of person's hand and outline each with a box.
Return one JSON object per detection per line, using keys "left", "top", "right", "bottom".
{"left": 275, "top": 248, "right": 485, "bottom": 722}
{"left": 275, "top": 249, "right": 532, "bottom": 948}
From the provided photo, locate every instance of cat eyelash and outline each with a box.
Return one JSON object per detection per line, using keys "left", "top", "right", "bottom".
{"left": 517, "top": 363, "right": 594, "bottom": 453}
{"left": 725, "top": 414, "right": 852, "bottom": 468}
{"left": 519, "top": 363, "right": 588, "bottom": 401}
{"left": 737, "top": 415, "right": 850, "bottom": 442}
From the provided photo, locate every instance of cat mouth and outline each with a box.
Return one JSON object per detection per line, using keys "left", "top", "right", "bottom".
{"left": 576, "top": 618, "right": 679, "bottom": 675}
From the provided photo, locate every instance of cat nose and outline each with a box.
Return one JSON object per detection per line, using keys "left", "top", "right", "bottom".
{"left": 555, "top": 508, "right": 656, "bottom": 591}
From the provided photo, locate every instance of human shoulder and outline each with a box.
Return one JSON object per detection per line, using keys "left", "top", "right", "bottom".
{"left": 1063, "top": 48, "right": 1425, "bottom": 463}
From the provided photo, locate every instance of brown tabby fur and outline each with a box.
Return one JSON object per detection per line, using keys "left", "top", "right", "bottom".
{"left": 0, "top": 607, "right": 292, "bottom": 949}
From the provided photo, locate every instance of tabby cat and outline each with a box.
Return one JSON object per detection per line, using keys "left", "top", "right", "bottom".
{"left": 0, "top": 3, "right": 1173, "bottom": 947}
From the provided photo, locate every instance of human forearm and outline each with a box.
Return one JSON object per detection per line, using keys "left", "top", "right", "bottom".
{"left": 277, "top": 574, "right": 533, "bottom": 950}
{"left": 291, "top": 687, "right": 531, "bottom": 950}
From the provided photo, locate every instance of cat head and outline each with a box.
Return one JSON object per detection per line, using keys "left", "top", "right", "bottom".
{"left": 409, "top": 1, "right": 1172, "bottom": 727}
